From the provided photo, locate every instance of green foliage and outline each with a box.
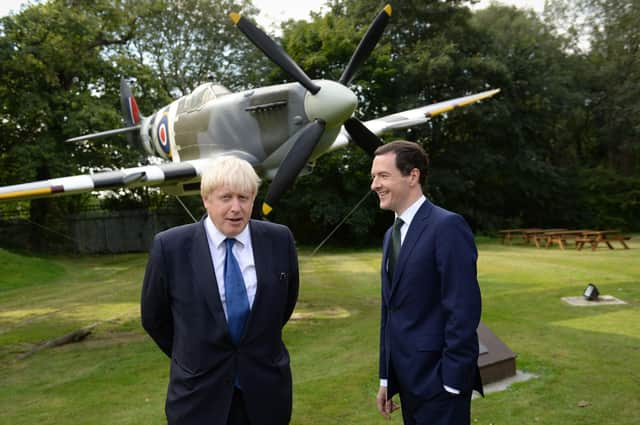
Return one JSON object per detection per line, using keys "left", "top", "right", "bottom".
{"left": 0, "top": 0, "right": 153, "bottom": 237}
{"left": 576, "top": 167, "right": 640, "bottom": 230}
{"left": 546, "top": 0, "right": 640, "bottom": 175}
{"left": 125, "top": 0, "right": 267, "bottom": 95}
{"left": 97, "top": 187, "right": 170, "bottom": 211}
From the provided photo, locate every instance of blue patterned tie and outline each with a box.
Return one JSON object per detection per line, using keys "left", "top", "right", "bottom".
{"left": 224, "top": 238, "right": 250, "bottom": 345}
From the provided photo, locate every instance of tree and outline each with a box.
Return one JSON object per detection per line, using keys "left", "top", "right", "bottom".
{"left": 541, "top": 0, "right": 640, "bottom": 229}
{"left": 0, "top": 0, "right": 151, "bottom": 248}
{"left": 124, "top": 0, "right": 267, "bottom": 97}
{"left": 460, "top": 4, "right": 591, "bottom": 228}
{"left": 546, "top": 0, "right": 640, "bottom": 175}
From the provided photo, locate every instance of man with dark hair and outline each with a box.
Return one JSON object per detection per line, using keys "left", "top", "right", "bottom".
{"left": 370, "top": 140, "right": 483, "bottom": 425}
{"left": 141, "top": 156, "right": 299, "bottom": 425}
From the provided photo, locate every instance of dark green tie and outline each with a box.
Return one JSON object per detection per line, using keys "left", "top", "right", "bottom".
{"left": 388, "top": 217, "right": 404, "bottom": 279}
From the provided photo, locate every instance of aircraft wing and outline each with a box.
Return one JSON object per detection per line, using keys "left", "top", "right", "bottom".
{"left": 0, "top": 159, "right": 213, "bottom": 202}
{"left": 366, "top": 88, "right": 500, "bottom": 134}
{"left": 0, "top": 89, "right": 499, "bottom": 203}
{"left": 331, "top": 88, "right": 501, "bottom": 151}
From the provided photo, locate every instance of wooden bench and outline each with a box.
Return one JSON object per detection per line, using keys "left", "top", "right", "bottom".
{"left": 544, "top": 230, "right": 585, "bottom": 249}
{"left": 575, "top": 237, "right": 598, "bottom": 251}
{"left": 610, "top": 235, "right": 631, "bottom": 249}
{"left": 576, "top": 231, "right": 631, "bottom": 250}
{"left": 526, "top": 228, "right": 567, "bottom": 248}
{"left": 498, "top": 228, "right": 541, "bottom": 245}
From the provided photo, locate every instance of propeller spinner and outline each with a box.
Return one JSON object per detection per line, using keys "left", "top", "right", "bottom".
{"left": 230, "top": 5, "right": 392, "bottom": 217}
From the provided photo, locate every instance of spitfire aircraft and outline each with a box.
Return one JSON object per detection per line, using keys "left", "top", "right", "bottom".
{"left": 0, "top": 4, "right": 499, "bottom": 218}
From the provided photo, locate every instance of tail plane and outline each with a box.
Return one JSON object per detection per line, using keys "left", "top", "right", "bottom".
{"left": 66, "top": 78, "right": 143, "bottom": 146}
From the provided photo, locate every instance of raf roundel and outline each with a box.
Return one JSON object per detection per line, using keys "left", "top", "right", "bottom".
{"left": 157, "top": 110, "right": 171, "bottom": 156}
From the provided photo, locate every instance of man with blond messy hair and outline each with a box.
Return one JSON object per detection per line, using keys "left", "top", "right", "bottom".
{"left": 142, "top": 155, "right": 299, "bottom": 425}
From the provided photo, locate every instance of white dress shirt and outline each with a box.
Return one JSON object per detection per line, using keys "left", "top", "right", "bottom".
{"left": 380, "top": 195, "right": 459, "bottom": 394}
{"left": 384, "top": 195, "right": 425, "bottom": 274}
{"left": 396, "top": 195, "right": 426, "bottom": 244}
{"left": 204, "top": 216, "right": 257, "bottom": 320}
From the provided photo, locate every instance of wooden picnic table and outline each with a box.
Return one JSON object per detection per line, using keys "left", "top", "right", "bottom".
{"left": 525, "top": 229, "right": 568, "bottom": 248}
{"left": 498, "top": 228, "right": 542, "bottom": 245}
{"left": 543, "top": 230, "right": 591, "bottom": 249}
{"left": 576, "top": 230, "right": 631, "bottom": 251}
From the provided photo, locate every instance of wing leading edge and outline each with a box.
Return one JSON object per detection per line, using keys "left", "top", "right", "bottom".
{"left": 0, "top": 159, "right": 212, "bottom": 202}
{"left": 330, "top": 88, "right": 501, "bottom": 151}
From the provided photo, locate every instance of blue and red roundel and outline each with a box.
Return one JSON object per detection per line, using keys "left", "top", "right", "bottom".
{"left": 157, "top": 111, "right": 171, "bottom": 155}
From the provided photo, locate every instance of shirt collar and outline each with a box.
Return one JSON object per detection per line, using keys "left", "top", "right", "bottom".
{"left": 396, "top": 195, "right": 426, "bottom": 228}
{"left": 204, "top": 216, "right": 251, "bottom": 249}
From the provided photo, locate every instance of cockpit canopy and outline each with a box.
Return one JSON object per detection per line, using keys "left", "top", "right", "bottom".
{"left": 183, "top": 83, "right": 232, "bottom": 111}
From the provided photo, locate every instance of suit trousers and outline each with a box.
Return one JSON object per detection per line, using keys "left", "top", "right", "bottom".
{"left": 399, "top": 388, "right": 471, "bottom": 425}
{"left": 227, "top": 389, "right": 251, "bottom": 425}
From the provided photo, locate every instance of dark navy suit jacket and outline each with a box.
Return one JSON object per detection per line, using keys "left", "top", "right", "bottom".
{"left": 379, "top": 199, "right": 483, "bottom": 400}
{"left": 141, "top": 218, "right": 299, "bottom": 425}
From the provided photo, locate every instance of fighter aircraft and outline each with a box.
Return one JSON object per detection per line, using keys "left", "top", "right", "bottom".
{"left": 0, "top": 4, "right": 499, "bottom": 217}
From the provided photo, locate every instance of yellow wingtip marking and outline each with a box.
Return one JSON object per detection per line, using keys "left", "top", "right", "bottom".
{"left": 262, "top": 202, "right": 273, "bottom": 216}
{"left": 425, "top": 89, "right": 500, "bottom": 118}
{"left": 458, "top": 89, "right": 502, "bottom": 107}
{"left": 428, "top": 104, "right": 455, "bottom": 117}
{"left": 0, "top": 187, "right": 53, "bottom": 201}
{"left": 384, "top": 4, "right": 392, "bottom": 16}
{"left": 458, "top": 97, "right": 482, "bottom": 107}
{"left": 229, "top": 12, "right": 241, "bottom": 25}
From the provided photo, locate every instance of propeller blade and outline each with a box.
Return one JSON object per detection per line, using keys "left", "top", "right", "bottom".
{"left": 344, "top": 117, "right": 383, "bottom": 157}
{"left": 262, "top": 120, "right": 326, "bottom": 216}
{"left": 230, "top": 12, "right": 321, "bottom": 95}
{"left": 338, "top": 4, "right": 392, "bottom": 86}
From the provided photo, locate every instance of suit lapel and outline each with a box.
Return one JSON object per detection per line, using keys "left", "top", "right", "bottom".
{"left": 390, "top": 200, "right": 434, "bottom": 296}
{"left": 381, "top": 228, "right": 392, "bottom": 300}
{"left": 245, "top": 220, "right": 270, "bottom": 334}
{"left": 191, "top": 220, "right": 229, "bottom": 331}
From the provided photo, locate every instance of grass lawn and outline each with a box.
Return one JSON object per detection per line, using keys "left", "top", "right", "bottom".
{"left": 0, "top": 237, "right": 639, "bottom": 424}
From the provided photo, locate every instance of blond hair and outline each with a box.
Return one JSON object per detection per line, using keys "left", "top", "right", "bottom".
{"left": 200, "top": 156, "right": 261, "bottom": 198}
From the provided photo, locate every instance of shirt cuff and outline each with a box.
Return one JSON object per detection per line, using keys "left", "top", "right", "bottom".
{"left": 380, "top": 379, "right": 388, "bottom": 387}
{"left": 443, "top": 385, "right": 460, "bottom": 394}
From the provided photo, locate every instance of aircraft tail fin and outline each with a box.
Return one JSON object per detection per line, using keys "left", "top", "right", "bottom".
{"left": 120, "top": 78, "right": 142, "bottom": 127}
{"left": 120, "top": 78, "right": 145, "bottom": 147}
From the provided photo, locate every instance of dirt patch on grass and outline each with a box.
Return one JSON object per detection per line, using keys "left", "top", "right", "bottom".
{"left": 291, "top": 306, "right": 351, "bottom": 320}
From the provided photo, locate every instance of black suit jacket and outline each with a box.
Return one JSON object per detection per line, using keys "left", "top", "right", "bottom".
{"left": 379, "top": 199, "right": 483, "bottom": 400}
{"left": 141, "top": 218, "right": 299, "bottom": 425}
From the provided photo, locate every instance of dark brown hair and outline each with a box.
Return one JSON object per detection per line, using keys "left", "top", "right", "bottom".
{"left": 374, "top": 140, "right": 429, "bottom": 185}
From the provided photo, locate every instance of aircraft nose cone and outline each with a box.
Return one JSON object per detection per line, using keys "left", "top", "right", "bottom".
{"left": 304, "top": 80, "right": 357, "bottom": 128}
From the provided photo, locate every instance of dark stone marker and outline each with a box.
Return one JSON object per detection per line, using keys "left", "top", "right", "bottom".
{"left": 477, "top": 321, "right": 517, "bottom": 384}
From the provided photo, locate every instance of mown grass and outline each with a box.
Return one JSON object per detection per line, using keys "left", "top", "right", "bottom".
{"left": 0, "top": 237, "right": 639, "bottom": 425}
